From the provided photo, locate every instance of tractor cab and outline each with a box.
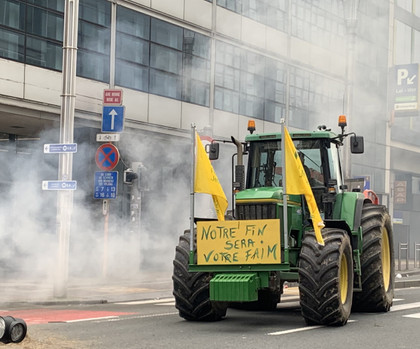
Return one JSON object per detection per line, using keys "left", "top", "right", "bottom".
{"left": 243, "top": 130, "right": 344, "bottom": 220}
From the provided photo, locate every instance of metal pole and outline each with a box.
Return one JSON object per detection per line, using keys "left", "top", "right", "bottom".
{"left": 54, "top": 0, "right": 79, "bottom": 298}
{"left": 281, "top": 120, "right": 289, "bottom": 259}
{"left": 189, "top": 125, "right": 196, "bottom": 262}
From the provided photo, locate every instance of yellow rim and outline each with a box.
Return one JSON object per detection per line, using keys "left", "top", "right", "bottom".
{"left": 381, "top": 227, "right": 391, "bottom": 291}
{"left": 340, "top": 253, "right": 348, "bottom": 304}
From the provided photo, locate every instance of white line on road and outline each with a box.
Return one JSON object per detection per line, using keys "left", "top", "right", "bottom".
{"left": 403, "top": 313, "right": 420, "bottom": 319}
{"left": 66, "top": 316, "right": 119, "bottom": 323}
{"left": 267, "top": 320, "right": 356, "bottom": 336}
{"left": 93, "top": 312, "right": 179, "bottom": 323}
{"left": 390, "top": 302, "right": 420, "bottom": 312}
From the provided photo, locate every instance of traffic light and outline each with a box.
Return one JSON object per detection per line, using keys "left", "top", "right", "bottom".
{"left": 0, "top": 316, "right": 27, "bottom": 344}
{"left": 123, "top": 168, "right": 138, "bottom": 184}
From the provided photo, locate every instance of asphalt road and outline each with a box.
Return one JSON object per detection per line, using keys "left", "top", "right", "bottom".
{"left": 2, "top": 286, "right": 420, "bottom": 348}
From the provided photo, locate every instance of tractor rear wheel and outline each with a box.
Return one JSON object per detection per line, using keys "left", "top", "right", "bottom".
{"left": 172, "top": 231, "right": 227, "bottom": 321}
{"left": 299, "top": 228, "right": 353, "bottom": 326}
{"left": 352, "top": 204, "right": 394, "bottom": 312}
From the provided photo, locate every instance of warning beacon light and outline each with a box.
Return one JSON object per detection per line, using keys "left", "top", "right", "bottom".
{"left": 247, "top": 120, "right": 256, "bottom": 134}
{"left": 0, "top": 316, "right": 27, "bottom": 344}
{"left": 338, "top": 115, "right": 347, "bottom": 134}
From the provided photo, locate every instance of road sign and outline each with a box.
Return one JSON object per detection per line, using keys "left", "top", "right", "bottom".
{"left": 103, "top": 89, "right": 123, "bottom": 105}
{"left": 42, "top": 180, "right": 77, "bottom": 190}
{"left": 94, "top": 171, "right": 118, "bottom": 199}
{"left": 95, "top": 143, "right": 119, "bottom": 171}
{"left": 394, "top": 180, "right": 407, "bottom": 204}
{"left": 44, "top": 143, "right": 77, "bottom": 153}
{"left": 394, "top": 63, "right": 419, "bottom": 111}
{"left": 102, "top": 106, "right": 124, "bottom": 133}
{"left": 96, "top": 133, "right": 120, "bottom": 142}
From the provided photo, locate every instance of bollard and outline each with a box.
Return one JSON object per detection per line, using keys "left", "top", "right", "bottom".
{"left": 398, "top": 242, "right": 409, "bottom": 271}
{"left": 415, "top": 242, "right": 420, "bottom": 269}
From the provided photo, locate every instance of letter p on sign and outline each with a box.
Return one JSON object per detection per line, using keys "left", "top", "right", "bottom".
{"left": 397, "top": 68, "right": 408, "bottom": 86}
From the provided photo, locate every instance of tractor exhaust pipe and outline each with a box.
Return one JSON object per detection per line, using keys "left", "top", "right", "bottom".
{"left": 231, "top": 136, "right": 245, "bottom": 192}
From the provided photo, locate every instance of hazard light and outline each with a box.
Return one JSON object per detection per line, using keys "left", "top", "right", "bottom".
{"left": 0, "top": 316, "right": 27, "bottom": 344}
{"left": 247, "top": 120, "right": 256, "bottom": 134}
{"left": 338, "top": 115, "right": 347, "bottom": 128}
{"left": 338, "top": 115, "right": 347, "bottom": 135}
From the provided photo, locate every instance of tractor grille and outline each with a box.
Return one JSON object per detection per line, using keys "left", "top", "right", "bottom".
{"left": 236, "top": 203, "right": 277, "bottom": 220}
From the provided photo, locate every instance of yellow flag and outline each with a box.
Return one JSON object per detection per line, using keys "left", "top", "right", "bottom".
{"left": 194, "top": 132, "right": 228, "bottom": 221}
{"left": 284, "top": 127, "right": 325, "bottom": 245}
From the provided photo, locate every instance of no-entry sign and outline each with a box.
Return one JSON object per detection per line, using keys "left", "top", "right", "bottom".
{"left": 95, "top": 143, "right": 120, "bottom": 171}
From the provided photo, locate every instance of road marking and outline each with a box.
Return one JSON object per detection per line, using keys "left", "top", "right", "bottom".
{"left": 267, "top": 320, "right": 356, "bottom": 336}
{"left": 114, "top": 298, "right": 174, "bottom": 305}
{"left": 268, "top": 326, "right": 323, "bottom": 336}
{"left": 65, "top": 316, "right": 119, "bottom": 323}
{"left": 403, "top": 313, "right": 420, "bottom": 319}
{"left": 391, "top": 302, "right": 420, "bottom": 312}
{"left": 393, "top": 298, "right": 404, "bottom": 302}
{"left": 156, "top": 302, "right": 175, "bottom": 306}
{"left": 93, "top": 312, "right": 179, "bottom": 323}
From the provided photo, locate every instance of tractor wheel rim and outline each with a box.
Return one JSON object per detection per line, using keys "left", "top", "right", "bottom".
{"left": 382, "top": 227, "right": 391, "bottom": 291}
{"left": 340, "top": 253, "right": 348, "bottom": 304}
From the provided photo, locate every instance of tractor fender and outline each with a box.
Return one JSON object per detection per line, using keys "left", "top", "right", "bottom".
{"left": 323, "top": 219, "right": 358, "bottom": 249}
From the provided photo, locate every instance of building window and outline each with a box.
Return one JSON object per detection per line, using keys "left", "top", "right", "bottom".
{"left": 0, "top": 0, "right": 63, "bottom": 69}
{"left": 116, "top": 6, "right": 149, "bottom": 92}
{"left": 217, "top": 0, "right": 242, "bottom": 14}
{"left": 77, "top": 0, "right": 110, "bottom": 82}
{"left": 182, "top": 30, "right": 211, "bottom": 106}
{"left": 115, "top": 7, "right": 211, "bottom": 106}
{"left": 395, "top": 20, "right": 413, "bottom": 64}
{"left": 0, "top": 28, "right": 25, "bottom": 61}
{"left": 215, "top": 40, "right": 287, "bottom": 121}
{"left": 264, "top": 57, "right": 286, "bottom": 123}
{"left": 215, "top": 41, "right": 241, "bottom": 113}
{"left": 291, "top": 1, "right": 344, "bottom": 51}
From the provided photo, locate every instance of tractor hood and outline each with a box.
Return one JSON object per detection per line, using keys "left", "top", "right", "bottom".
{"left": 235, "top": 187, "right": 302, "bottom": 205}
{"left": 236, "top": 187, "right": 283, "bottom": 201}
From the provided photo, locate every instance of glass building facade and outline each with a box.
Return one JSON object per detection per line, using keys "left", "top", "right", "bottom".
{"left": 0, "top": 0, "right": 349, "bottom": 130}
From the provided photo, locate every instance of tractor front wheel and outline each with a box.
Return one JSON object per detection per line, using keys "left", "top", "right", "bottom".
{"left": 172, "top": 231, "right": 227, "bottom": 321}
{"left": 299, "top": 228, "right": 353, "bottom": 326}
{"left": 352, "top": 204, "right": 394, "bottom": 312}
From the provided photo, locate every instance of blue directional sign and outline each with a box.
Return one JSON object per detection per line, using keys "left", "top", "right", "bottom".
{"left": 94, "top": 171, "right": 118, "bottom": 199}
{"left": 44, "top": 143, "right": 77, "bottom": 153}
{"left": 42, "top": 180, "right": 77, "bottom": 190}
{"left": 102, "top": 106, "right": 124, "bottom": 133}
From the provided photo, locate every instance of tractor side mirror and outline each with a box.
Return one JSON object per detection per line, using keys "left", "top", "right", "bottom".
{"left": 350, "top": 136, "right": 364, "bottom": 154}
{"left": 208, "top": 142, "right": 219, "bottom": 160}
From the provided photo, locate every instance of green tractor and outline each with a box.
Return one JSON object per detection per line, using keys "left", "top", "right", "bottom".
{"left": 172, "top": 117, "right": 394, "bottom": 326}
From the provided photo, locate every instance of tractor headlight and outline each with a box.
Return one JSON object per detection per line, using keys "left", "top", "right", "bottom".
{"left": 0, "top": 316, "right": 27, "bottom": 344}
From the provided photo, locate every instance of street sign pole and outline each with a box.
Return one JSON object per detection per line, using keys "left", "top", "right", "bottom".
{"left": 54, "top": 0, "right": 79, "bottom": 298}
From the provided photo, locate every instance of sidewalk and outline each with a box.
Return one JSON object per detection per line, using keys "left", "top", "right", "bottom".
{"left": 1, "top": 269, "right": 419, "bottom": 307}
{"left": 0, "top": 271, "right": 174, "bottom": 306}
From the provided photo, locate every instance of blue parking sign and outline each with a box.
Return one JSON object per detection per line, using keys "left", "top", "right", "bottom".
{"left": 94, "top": 171, "right": 118, "bottom": 199}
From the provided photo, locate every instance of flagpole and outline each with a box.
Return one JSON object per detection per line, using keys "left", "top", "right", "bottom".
{"left": 190, "top": 124, "right": 196, "bottom": 262}
{"left": 280, "top": 119, "right": 289, "bottom": 260}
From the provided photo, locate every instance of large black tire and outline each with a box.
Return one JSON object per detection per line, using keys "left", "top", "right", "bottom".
{"left": 172, "top": 231, "right": 227, "bottom": 321}
{"left": 299, "top": 228, "right": 354, "bottom": 326}
{"left": 352, "top": 204, "right": 394, "bottom": 312}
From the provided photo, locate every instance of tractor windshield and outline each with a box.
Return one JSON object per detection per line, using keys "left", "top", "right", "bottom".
{"left": 247, "top": 138, "right": 334, "bottom": 189}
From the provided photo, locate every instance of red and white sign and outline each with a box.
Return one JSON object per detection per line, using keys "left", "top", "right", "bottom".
{"left": 103, "top": 89, "right": 123, "bottom": 105}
